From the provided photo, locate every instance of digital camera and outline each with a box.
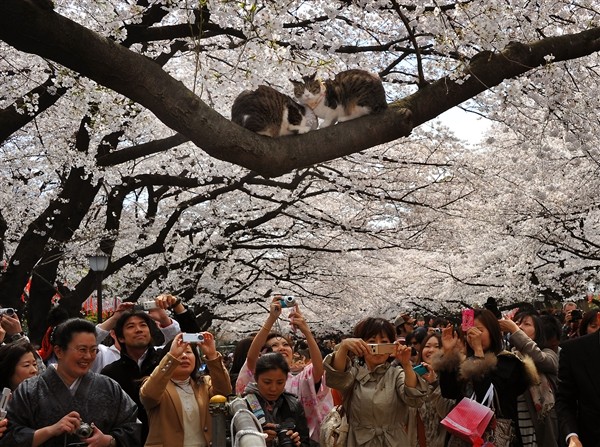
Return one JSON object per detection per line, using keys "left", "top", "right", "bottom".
{"left": 0, "top": 387, "right": 10, "bottom": 421}
{"left": 140, "top": 300, "right": 157, "bottom": 311}
{"left": 275, "top": 422, "right": 295, "bottom": 447}
{"left": 0, "top": 308, "right": 15, "bottom": 316}
{"left": 279, "top": 296, "right": 297, "bottom": 308}
{"left": 367, "top": 343, "right": 396, "bottom": 355}
{"left": 75, "top": 422, "right": 94, "bottom": 439}
{"left": 182, "top": 333, "right": 204, "bottom": 344}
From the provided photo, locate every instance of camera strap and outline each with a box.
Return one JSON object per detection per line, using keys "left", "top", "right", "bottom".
{"left": 244, "top": 393, "right": 266, "bottom": 426}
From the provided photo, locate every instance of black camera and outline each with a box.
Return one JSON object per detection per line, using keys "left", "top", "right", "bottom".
{"left": 275, "top": 421, "right": 295, "bottom": 447}
{"left": 75, "top": 422, "right": 94, "bottom": 439}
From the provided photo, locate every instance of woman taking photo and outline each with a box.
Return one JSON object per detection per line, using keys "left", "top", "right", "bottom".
{"left": 408, "top": 332, "right": 455, "bottom": 447}
{"left": 323, "top": 316, "right": 427, "bottom": 446}
{"left": 236, "top": 296, "right": 333, "bottom": 444}
{"left": 438, "top": 309, "right": 531, "bottom": 447}
{"left": 500, "top": 310, "right": 559, "bottom": 447}
{"left": 242, "top": 352, "right": 309, "bottom": 447}
{"left": 0, "top": 318, "right": 139, "bottom": 447}
{"left": 140, "top": 331, "right": 232, "bottom": 447}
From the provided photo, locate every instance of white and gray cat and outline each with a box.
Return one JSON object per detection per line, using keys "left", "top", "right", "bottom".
{"left": 231, "top": 85, "right": 318, "bottom": 137}
{"left": 290, "top": 69, "right": 387, "bottom": 127}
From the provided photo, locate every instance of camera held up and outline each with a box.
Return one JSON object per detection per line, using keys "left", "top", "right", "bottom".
{"left": 279, "top": 296, "right": 297, "bottom": 308}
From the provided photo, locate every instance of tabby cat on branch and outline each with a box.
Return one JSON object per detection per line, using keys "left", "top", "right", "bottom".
{"left": 290, "top": 69, "right": 387, "bottom": 128}
{"left": 231, "top": 85, "right": 318, "bottom": 137}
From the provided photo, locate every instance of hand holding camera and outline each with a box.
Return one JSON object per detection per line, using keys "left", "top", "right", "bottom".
{"left": 262, "top": 422, "right": 298, "bottom": 447}
{"left": 0, "top": 310, "right": 22, "bottom": 337}
{"left": 367, "top": 343, "right": 396, "bottom": 355}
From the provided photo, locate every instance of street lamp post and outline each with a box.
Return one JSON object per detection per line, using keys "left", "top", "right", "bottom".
{"left": 88, "top": 250, "right": 109, "bottom": 323}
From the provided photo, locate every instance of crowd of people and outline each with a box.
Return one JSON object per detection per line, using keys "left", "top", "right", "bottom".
{"left": 0, "top": 295, "right": 597, "bottom": 447}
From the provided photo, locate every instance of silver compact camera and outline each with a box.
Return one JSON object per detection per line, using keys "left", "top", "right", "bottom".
{"left": 140, "top": 300, "right": 157, "bottom": 311}
{"left": 0, "top": 308, "right": 15, "bottom": 316}
{"left": 279, "top": 296, "right": 297, "bottom": 308}
{"left": 75, "top": 422, "right": 94, "bottom": 439}
{"left": 182, "top": 333, "right": 204, "bottom": 344}
{"left": 367, "top": 343, "right": 396, "bottom": 355}
{"left": 0, "top": 387, "right": 10, "bottom": 421}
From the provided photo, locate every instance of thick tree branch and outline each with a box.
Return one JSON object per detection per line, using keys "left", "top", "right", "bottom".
{"left": 2, "top": 1, "right": 600, "bottom": 178}
{"left": 0, "top": 74, "right": 67, "bottom": 143}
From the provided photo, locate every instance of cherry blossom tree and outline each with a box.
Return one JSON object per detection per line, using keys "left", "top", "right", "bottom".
{"left": 1, "top": 0, "right": 600, "bottom": 339}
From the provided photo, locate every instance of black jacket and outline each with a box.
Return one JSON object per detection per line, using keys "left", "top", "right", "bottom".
{"left": 101, "top": 346, "right": 161, "bottom": 443}
{"left": 556, "top": 331, "right": 600, "bottom": 446}
{"left": 243, "top": 383, "right": 310, "bottom": 447}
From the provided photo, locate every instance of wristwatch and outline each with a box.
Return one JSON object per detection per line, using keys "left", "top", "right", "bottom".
{"left": 5, "top": 332, "right": 24, "bottom": 343}
{"left": 168, "top": 298, "right": 182, "bottom": 310}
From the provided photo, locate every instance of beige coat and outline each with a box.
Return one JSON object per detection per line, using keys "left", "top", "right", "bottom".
{"left": 140, "top": 352, "right": 232, "bottom": 447}
{"left": 323, "top": 354, "right": 428, "bottom": 447}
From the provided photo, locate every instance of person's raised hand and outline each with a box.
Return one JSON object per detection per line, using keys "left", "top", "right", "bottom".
{"left": 169, "top": 333, "right": 190, "bottom": 359}
{"left": 198, "top": 331, "right": 219, "bottom": 360}
{"left": 441, "top": 324, "right": 458, "bottom": 352}
{"left": 0, "top": 312, "right": 22, "bottom": 336}
{"left": 269, "top": 296, "right": 283, "bottom": 319}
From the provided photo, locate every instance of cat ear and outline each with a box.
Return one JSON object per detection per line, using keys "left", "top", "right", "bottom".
{"left": 289, "top": 78, "right": 301, "bottom": 86}
{"left": 309, "top": 72, "right": 317, "bottom": 80}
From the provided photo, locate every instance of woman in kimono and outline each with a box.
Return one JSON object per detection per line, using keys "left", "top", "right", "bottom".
{"left": 323, "top": 316, "right": 428, "bottom": 446}
{"left": 0, "top": 318, "right": 140, "bottom": 447}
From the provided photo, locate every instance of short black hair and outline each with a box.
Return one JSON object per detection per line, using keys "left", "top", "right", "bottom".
{"left": 113, "top": 310, "right": 155, "bottom": 343}
{"left": 51, "top": 318, "right": 96, "bottom": 350}
{"left": 354, "top": 317, "right": 395, "bottom": 342}
{"left": 0, "top": 342, "right": 37, "bottom": 390}
{"left": 254, "top": 352, "right": 290, "bottom": 379}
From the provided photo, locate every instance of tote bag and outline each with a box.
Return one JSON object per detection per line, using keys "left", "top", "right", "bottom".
{"left": 441, "top": 384, "right": 495, "bottom": 445}
{"left": 320, "top": 405, "right": 349, "bottom": 447}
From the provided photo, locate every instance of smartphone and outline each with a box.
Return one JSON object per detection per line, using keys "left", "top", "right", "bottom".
{"left": 367, "top": 343, "right": 396, "bottom": 355}
{"left": 461, "top": 308, "right": 475, "bottom": 332}
{"left": 412, "top": 364, "right": 428, "bottom": 375}
{"left": 182, "top": 333, "right": 204, "bottom": 344}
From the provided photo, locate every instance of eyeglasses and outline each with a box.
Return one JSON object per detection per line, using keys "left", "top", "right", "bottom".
{"left": 69, "top": 346, "right": 98, "bottom": 356}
